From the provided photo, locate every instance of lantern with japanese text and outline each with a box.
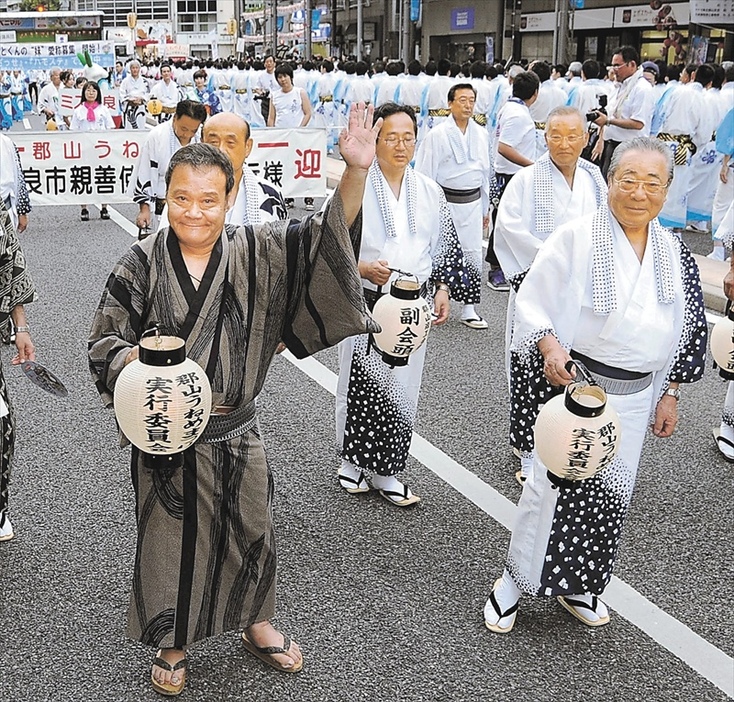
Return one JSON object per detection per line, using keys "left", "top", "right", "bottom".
{"left": 113, "top": 332, "right": 212, "bottom": 469}
{"left": 371, "top": 273, "right": 432, "bottom": 367}
{"left": 147, "top": 98, "right": 163, "bottom": 116}
{"left": 710, "top": 307, "right": 734, "bottom": 380}
{"left": 534, "top": 361, "right": 622, "bottom": 480}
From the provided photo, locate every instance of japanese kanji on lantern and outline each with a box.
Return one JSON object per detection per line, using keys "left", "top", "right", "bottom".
{"left": 534, "top": 360, "right": 622, "bottom": 481}
{"left": 710, "top": 306, "right": 734, "bottom": 380}
{"left": 370, "top": 271, "right": 432, "bottom": 368}
{"left": 113, "top": 329, "right": 212, "bottom": 469}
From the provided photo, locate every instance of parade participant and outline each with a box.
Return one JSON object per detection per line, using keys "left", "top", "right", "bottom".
{"left": 267, "top": 63, "right": 314, "bottom": 211}
{"left": 494, "top": 106, "right": 607, "bottom": 483}
{"left": 0, "top": 200, "right": 37, "bottom": 543}
{"left": 336, "top": 103, "right": 466, "bottom": 507}
{"left": 188, "top": 70, "right": 221, "bottom": 115}
{"left": 131, "top": 100, "right": 207, "bottom": 233}
{"left": 653, "top": 65, "right": 715, "bottom": 231}
{"left": 483, "top": 138, "right": 706, "bottom": 633}
{"left": 313, "top": 59, "right": 339, "bottom": 153}
{"left": 685, "top": 64, "right": 728, "bottom": 232}
{"left": 70, "top": 81, "right": 115, "bottom": 222}
{"left": 37, "top": 67, "right": 61, "bottom": 126}
{"left": 591, "top": 46, "right": 654, "bottom": 177}
{"left": 88, "top": 103, "right": 381, "bottom": 696}
{"left": 149, "top": 63, "right": 181, "bottom": 121}
{"left": 119, "top": 60, "right": 150, "bottom": 129}
{"left": 374, "top": 61, "right": 402, "bottom": 107}
{"left": 486, "top": 70, "right": 539, "bottom": 292}
{"left": 255, "top": 54, "right": 278, "bottom": 124}
{"left": 0, "top": 133, "right": 31, "bottom": 233}
{"left": 7, "top": 70, "right": 29, "bottom": 122}
{"left": 112, "top": 61, "right": 125, "bottom": 87}
{"left": 203, "top": 112, "right": 288, "bottom": 226}
{"left": 527, "top": 61, "right": 567, "bottom": 157}
{"left": 415, "top": 83, "right": 490, "bottom": 328}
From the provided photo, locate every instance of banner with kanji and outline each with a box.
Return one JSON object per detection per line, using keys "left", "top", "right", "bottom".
{"left": 13, "top": 128, "right": 326, "bottom": 206}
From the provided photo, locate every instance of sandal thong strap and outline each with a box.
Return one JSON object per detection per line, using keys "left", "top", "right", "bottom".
{"left": 715, "top": 432, "right": 734, "bottom": 451}
{"left": 562, "top": 595, "right": 600, "bottom": 613}
{"left": 380, "top": 484, "right": 411, "bottom": 501}
{"left": 339, "top": 472, "right": 368, "bottom": 489}
{"left": 153, "top": 657, "right": 187, "bottom": 672}
{"left": 489, "top": 588, "right": 519, "bottom": 619}
{"left": 250, "top": 633, "right": 292, "bottom": 656}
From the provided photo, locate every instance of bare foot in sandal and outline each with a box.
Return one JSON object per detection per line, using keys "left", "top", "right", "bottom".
{"left": 151, "top": 647, "right": 187, "bottom": 696}
{"left": 242, "top": 621, "right": 303, "bottom": 672}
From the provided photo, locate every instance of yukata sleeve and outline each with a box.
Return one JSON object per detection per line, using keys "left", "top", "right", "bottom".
{"left": 88, "top": 245, "right": 151, "bottom": 407}
{"left": 430, "top": 189, "right": 468, "bottom": 300}
{"left": 279, "top": 189, "right": 378, "bottom": 358}
{"left": 0, "top": 202, "right": 36, "bottom": 332}
{"left": 667, "top": 240, "right": 707, "bottom": 385}
{"left": 130, "top": 135, "right": 155, "bottom": 203}
{"left": 13, "top": 145, "right": 31, "bottom": 215}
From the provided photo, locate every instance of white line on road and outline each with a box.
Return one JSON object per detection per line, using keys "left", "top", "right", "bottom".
{"left": 281, "top": 349, "right": 734, "bottom": 699}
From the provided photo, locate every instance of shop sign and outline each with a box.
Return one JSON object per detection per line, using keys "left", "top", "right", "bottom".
{"left": 451, "top": 8, "right": 475, "bottom": 31}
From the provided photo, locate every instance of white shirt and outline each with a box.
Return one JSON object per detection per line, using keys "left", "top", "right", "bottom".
{"left": 604, "top": 69, "right": 654, "bottom": 141}
{"left": 494, "top": 99, "right": 536, "bottom": 175}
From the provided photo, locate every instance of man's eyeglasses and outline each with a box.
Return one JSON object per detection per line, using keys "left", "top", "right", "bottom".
{"left": 611, "top": 61, "right": 630, "bottom": 70}
{"left": 613, "top": 178, "right": 669, "bottom": 195}
{"left": 546, "top": 134, "right": 585, "bottom": 144}
{"left": 379, "top": 135, "right": 417, "bottom": 147}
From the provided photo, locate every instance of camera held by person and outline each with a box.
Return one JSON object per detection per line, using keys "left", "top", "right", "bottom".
{"left": 585, "top": 93, "right": 608, "bottom": 123}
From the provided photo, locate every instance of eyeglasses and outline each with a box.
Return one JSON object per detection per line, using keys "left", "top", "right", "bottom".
{"left": 379, "top": 135, "right": 417, "bottom": 147}
{"left": 611, "top": 61, "right": 630, "bottom": 70}
{"left": 546, "top": 134, "right": 585, "bottom": 144}
{"left": 613, "top": 178, "right": 669, "bottom": 195}
{"left": 453, "top": 97, "right": 475, "bottom": 105}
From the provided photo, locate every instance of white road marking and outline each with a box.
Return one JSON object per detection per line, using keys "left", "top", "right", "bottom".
{"left": 22, "top": 118, "right": 31, "bottom": 130}
{"left": 281, "top": 349, "right": 734, "bottom": 699}
{"left": 101, "top": 205, "right": 138, "bottom": 238}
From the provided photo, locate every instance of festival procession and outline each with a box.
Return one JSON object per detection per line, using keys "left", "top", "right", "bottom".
{"left": 0, "top": 2, "right": 732, "bottom": 700}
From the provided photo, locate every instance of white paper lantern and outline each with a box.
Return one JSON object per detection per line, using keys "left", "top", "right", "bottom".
{"left": 710, "top": 308, "right": 734, "bottom": 380}
{"left": 371, "top": 275, "right": 432, "bottom": 367}
{"left": 114, "top": 334, "right": 212, "bottom": 468}
{"left": 534, "top": 362, "right": 622, "bottom": 481}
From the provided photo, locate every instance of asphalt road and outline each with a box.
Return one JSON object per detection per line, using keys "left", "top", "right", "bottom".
{"left": 0, "top": 123, "right": 732, "bottom": 702}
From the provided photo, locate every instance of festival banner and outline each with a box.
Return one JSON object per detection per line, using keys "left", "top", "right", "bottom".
{"left": 13, "top": 128, "right": 326, "bottom": 206}
{"left": 0, "top": 41, "right": 115, "bottom": 70}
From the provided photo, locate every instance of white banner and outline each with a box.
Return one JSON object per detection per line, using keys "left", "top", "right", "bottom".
{"left": 13, "top": 128, "right": 326, "bottom": 206}
{"left": 0, "top": 40, "right": 115, "bottom": 70}
{"left": 690, "top": 0, "right": 734, "bottom": 23}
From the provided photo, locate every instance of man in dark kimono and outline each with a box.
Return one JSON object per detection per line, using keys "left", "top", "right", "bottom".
{"left": 89, "top": 103, "right": 381, "bottom": 695}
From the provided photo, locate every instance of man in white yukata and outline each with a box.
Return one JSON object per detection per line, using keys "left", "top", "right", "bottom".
{"left": 131, "top": 100, "right": 207, "bottom": 235}
{"left": 149, "top": 64, "right": 182, "bottom": 122}
{"left": 336, "top": 103, "right": 467, "bottom": 507}
{"left": 652, "top": 65, "right": 715, "bottom": 231}
{"left": 203, "top": 112, "right": 288, "bottom": 226}
{"left": 415, "top": 83, "right": 490, "bottom": 328}
{"left": 119, "top": 60, "right": 150, "bottom": 129}
{"left": 37, "top": 67, "right": 61, "bottom": 126}
{"left": 495, "top": 106, "right": 607, "bottom": 484}
{"left": 484, "top": 137, "right": 706, "bottom": 634}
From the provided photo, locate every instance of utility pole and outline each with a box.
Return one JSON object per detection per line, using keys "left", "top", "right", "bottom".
{"left": 271, "top": 0, "right": 278, "bottom": 55}
{"left": 304, "top": 0, "right": 312, "bottom": 59}
{"left": 553, "top": 0, "right": 569, "bottom": 64}
{"left": 356, "top": 0, "right": 363, "bottom": 60}
{"left": 401, "top": 0, "right": 410, "bottom": 64}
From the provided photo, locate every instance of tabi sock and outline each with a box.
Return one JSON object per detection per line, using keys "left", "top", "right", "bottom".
{"left": 461, "top": 304, "right": 477, "bottom": 320}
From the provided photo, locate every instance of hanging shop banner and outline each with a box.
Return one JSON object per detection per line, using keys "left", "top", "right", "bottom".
{"left": 0, "top": 41, "right": 115, "bottom": 70}
{"left": 13, "top": 128, "right": 326, "bottom": 206}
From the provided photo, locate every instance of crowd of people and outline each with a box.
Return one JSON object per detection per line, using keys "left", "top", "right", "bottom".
{"left": 0, "top": 44, "right": 733, "bottom": 696}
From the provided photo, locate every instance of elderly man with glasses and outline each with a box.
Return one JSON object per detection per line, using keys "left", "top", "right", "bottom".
{"left": 482, "top": 137, "right": 706, "bottom": 634}
{"left": 590, "top": 46, "right": 655, "bottom": 177}
{"left": 335, "top": 102, "right": 467, "bottom": 507}
{"left": 493, "top": 106, "right": 608, "bottom": 485}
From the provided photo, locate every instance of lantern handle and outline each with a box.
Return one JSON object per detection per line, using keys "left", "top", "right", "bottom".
{"left": 387, "top": 267, "right": 419, "bottom": 285}
{"left": 140, "top": 324, "right": 161, "bottom": 340}
{"left": 564, "top": 359, "right": 597, "bottom": 387}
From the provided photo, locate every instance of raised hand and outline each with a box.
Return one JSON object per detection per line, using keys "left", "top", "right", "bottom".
{"left": 339, "top": 102, "right": 383, "bottom": 172}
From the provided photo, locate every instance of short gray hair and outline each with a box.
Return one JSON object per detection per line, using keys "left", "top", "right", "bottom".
{"left": 128, "top": 59, "right": 141, "bottom": 69}
{"left": 165, "top": 143, "right": 236, "bottom": 197}
{"left": 608, "top": 137, "right": 674, "bottom": 184}
{"left": 545, "top": 106, "right": 585, "bottom": 131}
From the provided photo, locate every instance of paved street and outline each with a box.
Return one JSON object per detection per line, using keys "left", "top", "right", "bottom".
{"left": 0, "top": 126, "right": 732, "bottom": 701}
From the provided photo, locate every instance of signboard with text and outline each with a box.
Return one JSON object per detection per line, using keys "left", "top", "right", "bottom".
{"left": 451, "top": 7, "right": 475, "bottom": 31}
{"left": 13, "top": 128, "right": 326, "bottom": 206}
{"left": 0, "top": 41, "right": 115, "bottom": 70}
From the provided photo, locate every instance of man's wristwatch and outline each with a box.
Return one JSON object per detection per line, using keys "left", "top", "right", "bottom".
{"left": 14, "top": 325, "right": 30, "bottom": 334}
{"left": 434, "top": 282, "right": 450, "bottom": 297}
{"left": 664, "top": 387, "right": 680, "bottom": 401}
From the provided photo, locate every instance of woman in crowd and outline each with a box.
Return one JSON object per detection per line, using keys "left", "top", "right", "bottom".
{"left": 483, "top": 137, "right": 706, "bottom": 632}
{"left": 70, "top": 81, "right": 115, "bottom": 221}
